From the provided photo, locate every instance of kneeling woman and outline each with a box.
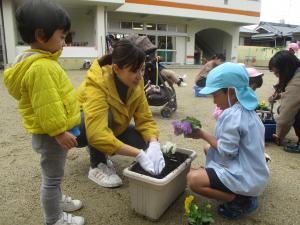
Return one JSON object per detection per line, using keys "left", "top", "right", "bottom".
{"left": 78, "top": 40, "right": 165, "bottom": 188}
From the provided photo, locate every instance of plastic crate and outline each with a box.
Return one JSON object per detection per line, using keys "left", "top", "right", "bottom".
{"left": 193, "top": 86, "right": 206, "bottom": 97}
{"left": 264, "top": 119, "right": 276, "bottom": 141}
{"left": 123, "top": 148, "right": 196, "bottom": 220}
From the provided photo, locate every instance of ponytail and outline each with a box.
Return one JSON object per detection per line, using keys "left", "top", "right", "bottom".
{"left": 98, "top": 54, "right": 112, "bottom": 67}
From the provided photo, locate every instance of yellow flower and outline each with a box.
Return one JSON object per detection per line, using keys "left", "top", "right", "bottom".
{"left": 184, "top": 195, "right": 194, "bottom": 215}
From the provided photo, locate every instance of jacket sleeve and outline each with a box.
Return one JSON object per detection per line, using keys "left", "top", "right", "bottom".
{"left": 276, "top": 73, "right": 300, "bottom": 139}
{"left": 133, "top": 88, "right": 159, "bottom": 142}
{"left": 82, "top": 79, "right": 124, "bottom": 155}
{"left": 217, "top": 112, "right": 240, "bottom": 158}
{"left": 26, "top": 65, "right": 68, "bottom": 136}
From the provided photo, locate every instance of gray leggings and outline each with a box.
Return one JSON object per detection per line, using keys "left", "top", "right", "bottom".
{"left": 32, "top": 134, "right": 67, "bottom": 225}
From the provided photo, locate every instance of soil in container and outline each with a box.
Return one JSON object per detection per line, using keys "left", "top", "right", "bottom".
{"left": 130, "top": 152, "right": 189, "bottom": 179}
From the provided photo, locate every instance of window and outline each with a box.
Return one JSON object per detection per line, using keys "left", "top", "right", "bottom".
{"left": 108, "top": 21, "right": 120, "bottom": 29}
{"left": 146, "top": 23, "right": 156, "bottom": 30}
{"left": 121, "top": 22, "right": 132, "bottom": 29}
{"left": 157, "top": 24, "right": 167, "bottom": 31}
{"left": 157, "top": 36, "right": 176, "bottom": 63}
{"left": 133, "top": 22, "right": 144, "bottom": 30}
{"left": 167, "top": 36, "right": 175, "bottom": 49}
{"left": 158, "top": 36, "right": 166, "bottom": 49}
{"left": 148, "top": 35, "right": 156, "bottom": 45}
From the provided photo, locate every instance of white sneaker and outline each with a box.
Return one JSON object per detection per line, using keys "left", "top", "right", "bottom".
{"left": 53, "top": 212, "right": 84, "bottom": 225}
{"left": 88, "top": 162, "right": 123, "bottom": 188}
{"left": 180, "top": 74, "right": 187, "bottom": 81}
{"left": 179, "top": 74, "right": 188, "bottom": 87}
{"left": 179, "top": 81, "right": 188, "bottom": 87}
{"left": 61, "top": 195, "right": 83, "bottom": 212}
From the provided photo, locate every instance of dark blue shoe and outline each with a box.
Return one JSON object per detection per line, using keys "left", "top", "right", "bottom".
{"left": 244, "top": 196, "right": 258, "bottom": 214}
{"left": 218, "top": 196, "right": 258, "bottom": 219}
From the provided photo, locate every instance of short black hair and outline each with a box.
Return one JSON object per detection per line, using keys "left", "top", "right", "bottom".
{"left": 269, "top": 50, "right": 300, "bottom": 91}
{"left": 249, "top": 76, "right": 263, "bottom": 88}
{"left": 215, "top": 53, "right": 226, "bottom": 62}
{"left": 16, "top": 0, "right": 71, "bottom": 44}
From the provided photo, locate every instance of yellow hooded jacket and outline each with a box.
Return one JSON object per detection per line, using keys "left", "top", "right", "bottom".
{"left": 3, "top": 49, "right": 80, "bottom": 137}
{"left": 78, "top": 60, "right": 159, "bottom": 155}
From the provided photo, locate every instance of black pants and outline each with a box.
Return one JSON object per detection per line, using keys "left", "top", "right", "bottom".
{"left": 77, "top": 111, "right": 147, "bottom": 168}
{"left": 89, "top": 125, "right": 146, "bottom": 168}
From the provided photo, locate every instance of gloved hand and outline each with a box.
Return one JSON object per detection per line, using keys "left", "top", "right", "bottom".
{"left": 146, "top": 141, "right": 165, "bottom": 175}
{"left": 136, "top": 150, "right": 155, "bottom": 175}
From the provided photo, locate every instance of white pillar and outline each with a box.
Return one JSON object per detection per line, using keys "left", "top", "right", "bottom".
{"left": 230, "top": 26, "right": 239, "bottom": 62}
{"left": 186, "top": 25, "right": 196, "bottom": 64}
{"left": 95, "top": 5, "right": 106, "bottom": 57}
{"left": 2, "top": 0, "right": 16, "bottom": 65}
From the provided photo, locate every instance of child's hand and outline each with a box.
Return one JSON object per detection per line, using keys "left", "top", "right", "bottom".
{"left": 55, "top": 131, "right": 78, "bottom": 150}
{"left": 184, "top": 129, "right": 202, "bottom": 139}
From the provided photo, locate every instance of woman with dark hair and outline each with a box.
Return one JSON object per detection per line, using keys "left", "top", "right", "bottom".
{"left": 269, "top": 50, "right": 300, "bottom": 151}
{"left": 78, "top": 39, "right": 165, "bottom": 188}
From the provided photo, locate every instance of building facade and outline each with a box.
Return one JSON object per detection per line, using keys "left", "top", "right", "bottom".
{"left": 1, "top": 0, "right": 261, "bottom": 68}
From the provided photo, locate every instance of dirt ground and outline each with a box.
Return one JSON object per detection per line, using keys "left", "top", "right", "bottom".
{"left": 1, "top": 68, "right": 300, "bottom": 225}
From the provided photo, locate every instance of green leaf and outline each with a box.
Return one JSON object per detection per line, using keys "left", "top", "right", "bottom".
{"left": 182, "top": 116, "right": 202, "bottom": 130}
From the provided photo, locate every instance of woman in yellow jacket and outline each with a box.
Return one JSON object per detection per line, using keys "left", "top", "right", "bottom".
{"left": 78, "top": 40, "right": 165, "bottom": 188}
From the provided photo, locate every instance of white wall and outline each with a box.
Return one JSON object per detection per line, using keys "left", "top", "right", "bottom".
{"left": 175, "top": 36, "right": 186, "bottom": 64}
{"left": 94, "top": 5, "right": 107, "bottom": 57}
{"left": 15, "top": 46, "right": 99, "bottom": 58}
{"left": 65, "top": 7, "right": 96, "bottom": 47}
{"left": 2, "top": 0, "right": 16, "bottom": 64}
{"left": 116, "top": 0, "right": 260, "bottom": 24}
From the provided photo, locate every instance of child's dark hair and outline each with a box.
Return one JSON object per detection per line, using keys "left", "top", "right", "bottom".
{"left": 99, "top": 39, "right": 145, "bottom": 72}
{"left": 249, "top": 76, "right": 263, "bottom": 88}
{"left": 212, "top": 53, "right": 226, "bottom": 62}
{"left": 16, "top": 0, "right": 71, "bottom": 44}
{"left": 221, "top": 88, "right": 228, "bottom": 93}
{"left": 269, "top": 50, "right": 300, "bottom": 92}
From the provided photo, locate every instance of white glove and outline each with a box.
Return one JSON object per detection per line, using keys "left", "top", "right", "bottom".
{"left": 146, "top": 141, "right": 165, "bottom": 175}
{"left": 136, "top": 150, "right": 155, "bottom": 175}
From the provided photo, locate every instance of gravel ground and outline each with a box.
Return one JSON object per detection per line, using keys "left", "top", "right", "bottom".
{"left": 1, "top": 68, "right": 299, "bottom": 225}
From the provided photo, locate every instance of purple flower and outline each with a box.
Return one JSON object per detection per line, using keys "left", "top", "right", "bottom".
{"left": 172, "top": 121, "right": 192, "bottom": 136}
{"left": 180, "top": 121, "right": 192, "bottom": 135}
{"left": 172, "top": 121, "right": 183, "bottom": 136}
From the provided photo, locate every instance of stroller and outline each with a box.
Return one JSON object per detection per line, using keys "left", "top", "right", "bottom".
{"left": 128, "top": 35, "right": 177, "bottom": 118}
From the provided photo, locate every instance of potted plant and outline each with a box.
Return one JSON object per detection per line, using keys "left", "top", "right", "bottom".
{"left": 123, "top": 117, "right": 200, "bottom": 220}
{"left": 256, "top": 101, "right": 276, "bottom": 141}
{"left": 184, "top": 195, "right": 214, "bottom": 225}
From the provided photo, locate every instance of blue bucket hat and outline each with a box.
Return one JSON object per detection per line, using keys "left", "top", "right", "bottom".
{"left": 200, "top": 62, "right": 258, "bottom": 110}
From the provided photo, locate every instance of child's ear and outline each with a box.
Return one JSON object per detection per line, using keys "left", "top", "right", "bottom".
{"left": 229, "top": 88, "right": 237, "bottom": 100}
{"left": 35, "top": 29, "right": 46, "bottom": 43}
{"left": 112, "top": 63, "right": 120, "bottom": 74}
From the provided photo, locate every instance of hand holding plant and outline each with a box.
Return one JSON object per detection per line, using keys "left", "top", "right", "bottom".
{"left": 184, "top": 195, "right": 214, "bottom": 225}
{"left": 172, "top": 116, "right": 201, "bottom": 136}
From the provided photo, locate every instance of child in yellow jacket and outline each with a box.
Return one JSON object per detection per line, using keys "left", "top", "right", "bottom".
{"left": 3, "top": 1, "right": 84, "bottom": 224}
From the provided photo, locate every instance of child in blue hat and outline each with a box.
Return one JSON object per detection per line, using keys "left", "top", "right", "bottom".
{"left": 186, "top": 62, "right": 270, "bottom": 219}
